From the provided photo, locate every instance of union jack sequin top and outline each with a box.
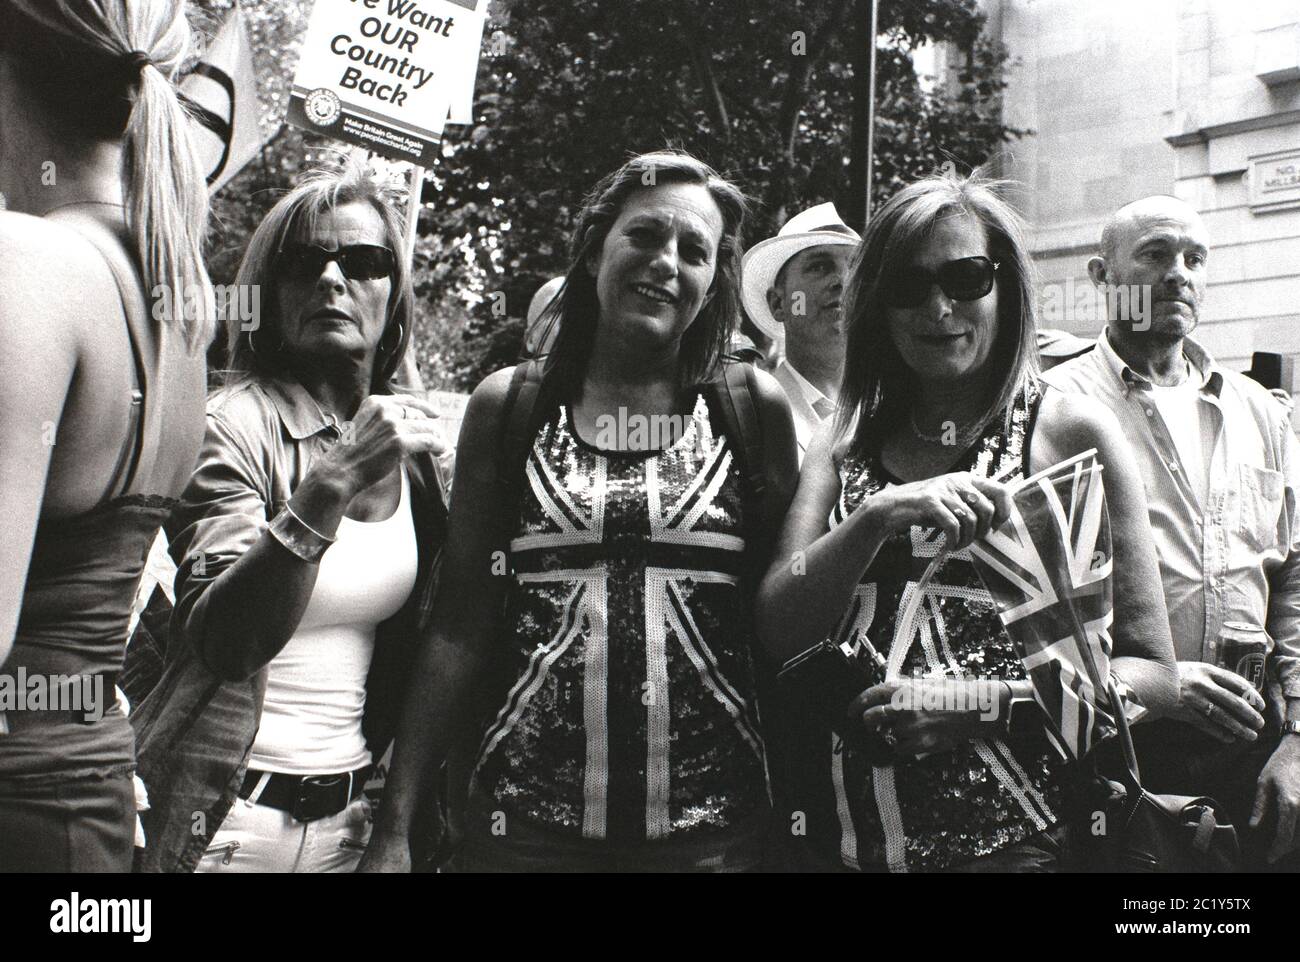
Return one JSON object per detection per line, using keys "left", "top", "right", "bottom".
{"left": 472, "top": 393, "right": 768, "bottom": 842}
{"left": 816, "top": 380, "right": 1068, "bottom": 872}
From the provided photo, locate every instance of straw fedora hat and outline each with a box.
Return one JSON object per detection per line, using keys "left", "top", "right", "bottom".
{"left": 741, "top": 202, "right": 860, "bottom": 341}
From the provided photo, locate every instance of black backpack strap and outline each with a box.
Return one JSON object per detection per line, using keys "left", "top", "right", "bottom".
{"left": 706, "top": 359, "right": 767, "bottom": 544}
{"left": 496, "top": 359, "right": 550, "bottom": 511}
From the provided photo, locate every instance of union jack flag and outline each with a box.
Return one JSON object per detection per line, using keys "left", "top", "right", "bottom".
{"left": 969, "top": 450, "right": 1123, "bottom": 760}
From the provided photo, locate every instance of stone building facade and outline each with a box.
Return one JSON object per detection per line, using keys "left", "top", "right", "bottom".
{"left": 983, "top": 0, "right": 1300, "bottom": 379}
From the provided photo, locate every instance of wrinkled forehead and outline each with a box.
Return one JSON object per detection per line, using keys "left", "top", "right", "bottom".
{"left": 616, "top": 183, "right": 725, "bottom": 244}
{"left": 288, "top": 200, "right": 388, "bottom": 247}
{"left": 1115, "top": 199, "right": 1209, "bottom": 252}
{"left": 1127, "top": 211, "right": 1209, "bottom": 249}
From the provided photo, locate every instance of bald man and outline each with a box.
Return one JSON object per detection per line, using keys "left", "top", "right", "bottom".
{"left": 1043, "top": 196, "right": 1300, "bottom": 868}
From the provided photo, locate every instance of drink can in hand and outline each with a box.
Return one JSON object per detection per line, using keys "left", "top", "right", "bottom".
{"left": 1217, "top": 621, "right": 1268, "bottom": 694}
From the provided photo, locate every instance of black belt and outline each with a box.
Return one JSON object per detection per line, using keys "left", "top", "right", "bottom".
{"left": 0, "top": 672, "right": 119, "bottom": 730}
{"left": 239, "top": 766, "right": 371, "bottom": 823}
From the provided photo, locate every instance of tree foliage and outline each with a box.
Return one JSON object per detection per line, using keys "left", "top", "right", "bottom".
{"left": 189, "top": 0, "right": 1028, "bottom": 390}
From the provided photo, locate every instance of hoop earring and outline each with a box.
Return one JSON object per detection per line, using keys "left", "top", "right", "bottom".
{"left": 247, "top": 328, "right": 260, "bottom": 357}
{"left": 380, "top": 321, "right": 405, "bottom": 355}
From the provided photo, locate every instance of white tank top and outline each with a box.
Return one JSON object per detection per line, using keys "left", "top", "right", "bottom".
{"left": 249, "top": 468, "right": 418, "bottom": 774}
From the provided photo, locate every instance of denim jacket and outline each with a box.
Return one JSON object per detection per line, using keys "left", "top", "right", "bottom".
{"left": 130, "top": 376, "right": 447, "bottom": 873}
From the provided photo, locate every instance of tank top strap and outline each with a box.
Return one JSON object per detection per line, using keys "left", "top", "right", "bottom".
{"left": 47, "top": 212, "right": 156, "bottom": 499}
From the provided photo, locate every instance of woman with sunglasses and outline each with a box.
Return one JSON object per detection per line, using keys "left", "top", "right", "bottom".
{"left": 129, "top": 152, "right": 448, "bottom": 873}
{"left": 756, "top": 170, "right": 1177, "bottom": 872}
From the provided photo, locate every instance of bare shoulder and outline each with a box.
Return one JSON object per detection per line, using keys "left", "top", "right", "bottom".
{"left": 448, "top": 366, "right": 520, "bottom": 485}
{"left": 1029, "top": 382, "right": 1133, "bottom": 473}
{"left": 748, "top": 365, "right": 786, "bottom": 407}
{"left": 0, "top": 211, "right": 118, "bottom": 341}
{"left": 1036, "top": 385, "right": 1123, "bottom": 453}
{"left": 463, "top": 365, "right": 518, "bottom": 431}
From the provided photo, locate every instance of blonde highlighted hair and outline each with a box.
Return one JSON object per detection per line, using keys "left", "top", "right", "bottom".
{"left": 1, "top": 0, "right": 214, "bottom": 352}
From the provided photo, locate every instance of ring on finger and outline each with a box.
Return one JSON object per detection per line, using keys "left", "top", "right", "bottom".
{"left": 880, "top": 724, "right": 899, "bottom": 750}
{"left": 963, "top": 490, "right": 978, "bottom": 506}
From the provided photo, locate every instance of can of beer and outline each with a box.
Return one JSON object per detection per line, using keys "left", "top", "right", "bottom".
{"left": 1217, "top": 622, "right": 1268, "bottom": 694}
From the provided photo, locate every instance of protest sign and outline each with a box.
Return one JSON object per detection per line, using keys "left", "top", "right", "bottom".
{"left": 286, "top": 0, "right": 485, "bottom": 165}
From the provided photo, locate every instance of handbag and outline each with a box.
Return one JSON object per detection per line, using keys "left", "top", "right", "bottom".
{"left": 1073, "top": 679, "right": 1240, "bottom": 872}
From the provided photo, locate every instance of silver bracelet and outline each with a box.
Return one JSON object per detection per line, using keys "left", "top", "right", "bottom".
{"left": 267, "top": 504, "right": 337, "bottom": 563}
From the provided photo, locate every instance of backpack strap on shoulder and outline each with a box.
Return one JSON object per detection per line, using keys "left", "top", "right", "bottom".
{"left": 497, "top": 358, "right": 549, "bottom": 509}
{"left": 709, "top": 359, "right": 767, "bottom": 507}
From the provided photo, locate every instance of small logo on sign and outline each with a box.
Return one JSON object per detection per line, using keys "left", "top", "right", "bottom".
{"left": 303, "top": 88, "right": 341, "bottom": 127}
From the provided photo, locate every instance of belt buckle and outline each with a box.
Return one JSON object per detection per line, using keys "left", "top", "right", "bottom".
{"left": 292, "top": 772, "right": 351, "bottom": 823}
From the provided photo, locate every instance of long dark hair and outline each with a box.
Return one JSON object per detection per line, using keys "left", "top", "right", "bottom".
{"left": 836, "top": 169, "right": 1040, "bottom": 457}
{"left": 541, "top": 150, "right": 750, "bottom": 389}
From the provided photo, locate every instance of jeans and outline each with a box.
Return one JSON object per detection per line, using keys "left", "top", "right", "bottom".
{"left": 451, "top": 793, "right": 769, "bottom": 873}
{"left": 0, "top": 773, "right": 135, "bottom": 872}
{"left": 194, "top": 795, "right": 373, "bottom": 873}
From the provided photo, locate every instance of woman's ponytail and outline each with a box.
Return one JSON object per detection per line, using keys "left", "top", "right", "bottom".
{"left": 4, "top": 0, "right": 216, "bottom": 354}
{"left": 121, "top": 59, "right": 215, "bottom": 353}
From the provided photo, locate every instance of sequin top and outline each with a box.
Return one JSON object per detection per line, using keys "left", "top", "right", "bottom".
{"left": 802, "top": 380, "right": 1068, "bottom": 871}
{"left": 473, "top": 392, "right": 769, "bottom": 842}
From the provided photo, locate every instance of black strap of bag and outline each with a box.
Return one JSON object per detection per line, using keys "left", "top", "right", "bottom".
{"left": 703, "top": 359, "right": 767, "bottom": 549}
{"left": 1077, "top": 679, "right": 1240, "bottom": 872}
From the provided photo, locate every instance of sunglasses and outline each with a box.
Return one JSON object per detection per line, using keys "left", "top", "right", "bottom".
{"left": 276, "top": 243, "right": 395, "bottom": 282}
{"left": 883, "top": 256, "right": 1000, "bottom": 308}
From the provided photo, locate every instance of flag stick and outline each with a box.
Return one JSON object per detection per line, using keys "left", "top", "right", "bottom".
{"left": 397, "top": 163, "right": 426, "bottom": 390}
{"left": 405, "top": 163, "right": 423, "bottom": 261}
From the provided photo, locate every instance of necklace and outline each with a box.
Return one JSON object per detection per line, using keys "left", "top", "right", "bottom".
{"left": 40, "top": 200, "right": 124, "bottom": 217}
{"left": 910, "top": 410, "right": 951, "bottom": 444}
{"left": 909, "top": 409, "right": 979, "bottom": 445}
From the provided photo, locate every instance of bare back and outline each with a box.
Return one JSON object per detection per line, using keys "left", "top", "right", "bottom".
{"left": 0, "top": 207, "right": 206, "bottom": 662}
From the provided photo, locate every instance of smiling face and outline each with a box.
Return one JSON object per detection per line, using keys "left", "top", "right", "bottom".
{"left": 588, "top": 182, "right": 725, "bottom": 350}
{"left": 275, "top": 201, "right": 393, "bottom": 371}
{"left": 886, "top": 213, "right": 1000, "bottom": 386}
{"left": 1101, "top": 198, "right": 1208, "bottom": 340}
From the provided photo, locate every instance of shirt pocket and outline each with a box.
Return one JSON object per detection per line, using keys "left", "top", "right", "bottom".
{"left": 1237, "top": 464, "right": 1284, "bottom": 553}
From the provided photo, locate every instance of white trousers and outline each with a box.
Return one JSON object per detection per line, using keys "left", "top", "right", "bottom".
{"left": 195, "top": 794, "right": 373, "bottom": 873}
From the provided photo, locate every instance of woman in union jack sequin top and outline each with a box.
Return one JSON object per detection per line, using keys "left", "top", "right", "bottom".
{"left": 756, "top": 170, "right": 1179, "bottom": 872}
{"left": 361, "top": 151, "right": 799, "bottom": 872}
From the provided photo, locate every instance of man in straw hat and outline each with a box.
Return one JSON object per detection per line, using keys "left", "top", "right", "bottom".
{"left": 742, "top": 203, "right": 859, "bottom": 462}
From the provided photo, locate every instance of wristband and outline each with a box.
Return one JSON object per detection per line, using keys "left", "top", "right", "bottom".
{"left": 267, "top": 504, "right": 336, "bottom": 563}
